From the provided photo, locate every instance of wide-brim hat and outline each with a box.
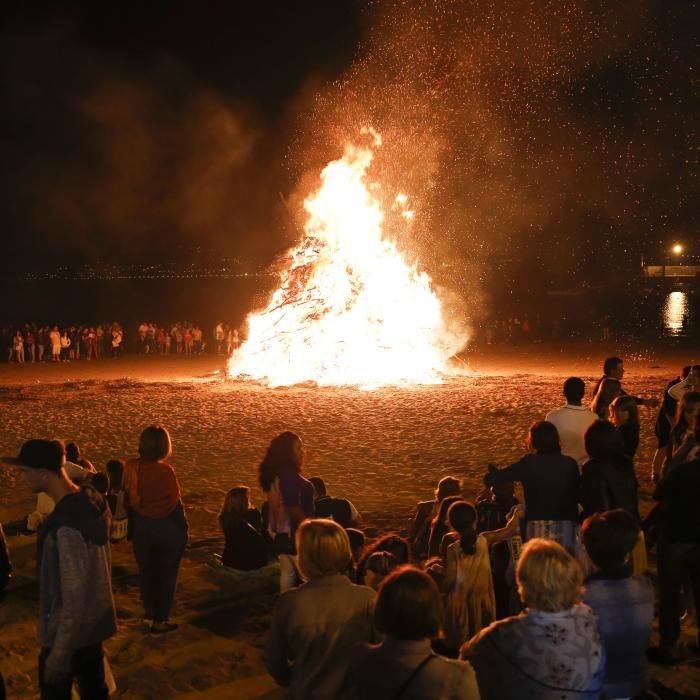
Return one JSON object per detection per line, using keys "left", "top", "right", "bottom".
{"left": 2, "top": 439, "right": 65, "bottom": 472}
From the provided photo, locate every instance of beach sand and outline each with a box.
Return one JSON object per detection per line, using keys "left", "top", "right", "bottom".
{"left": 1, "top": 343, "right": 698, "bottom": 698}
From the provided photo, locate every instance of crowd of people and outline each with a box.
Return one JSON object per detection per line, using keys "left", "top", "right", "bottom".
{"left": 1, "top": 355, "right": 700, "bottom": 699}
{"left": 478, "top": 314, "right": 615, "bottom": 345}
{"left": 1, "top": 321, "right": 240, "bottom": 363}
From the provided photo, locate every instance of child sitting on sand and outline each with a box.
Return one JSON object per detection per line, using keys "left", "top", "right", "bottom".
{"left": 106, "top": 459, "right": 129, "bottom": 544}
{"left": 364, "top": 551, "right": 397, "bottom": 591}
{"left": 442, "top": 500, "right": 523, "bottom": 653}
{"left": 218, "top": 486, "right": 268, "bottom": 571}
{"left": 356, "top": 534, "right": 411, "bottom": 585}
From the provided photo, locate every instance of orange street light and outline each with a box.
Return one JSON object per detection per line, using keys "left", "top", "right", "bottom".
{"left": 672, "top": 244, "right": 683, "bottom": 255}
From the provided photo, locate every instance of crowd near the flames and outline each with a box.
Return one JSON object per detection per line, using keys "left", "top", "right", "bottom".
{"left": 2, "top": 358, "right": 700, "bottom": 699}
{"left": 1, "top": 321, "right": 240, "bottom": 363}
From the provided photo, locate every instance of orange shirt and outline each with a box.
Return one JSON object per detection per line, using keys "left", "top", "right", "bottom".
{"left": 124, "top": 458, "right": 181, "bottom": 519}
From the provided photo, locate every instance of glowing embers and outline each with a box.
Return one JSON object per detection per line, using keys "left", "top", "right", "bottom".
{"left": 228, "top": 133, "right": 458, "bottom": 388}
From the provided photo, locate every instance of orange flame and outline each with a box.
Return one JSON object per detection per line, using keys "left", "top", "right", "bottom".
{"left": 228, "top": 133, "right": 463, "bottom": 387}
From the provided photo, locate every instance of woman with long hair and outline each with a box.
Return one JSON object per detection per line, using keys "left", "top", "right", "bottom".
{"left": 442, "top": 500, "right": 522, "bottom": 652}
{"left": 258, "top": 431, "right": 314, "bottom": 591}
{"left": 218, "top": 486, "right": 268, "bottom": 570}
{"left": 123, "top": 425, "right": 188, "bottom": 634}
{"left": 609, "top": 394, "right": 640, "bottom": 460}
{"left": 426, "top": 495, "right": 464, "bottom": 560}
{"left": 485, "top": 421, "right": 580, "bottom": 552}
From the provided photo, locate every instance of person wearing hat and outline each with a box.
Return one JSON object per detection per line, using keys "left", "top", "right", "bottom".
{"left": 25, "top": 455, "right": 93, "bottom": 534}
{"left": 3, "top": 439, "right": 117, "bottom": 699}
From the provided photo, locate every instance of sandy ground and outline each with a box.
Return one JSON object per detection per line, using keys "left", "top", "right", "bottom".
{"left": 1, "top": 343, "right": 699, "bottom": 698}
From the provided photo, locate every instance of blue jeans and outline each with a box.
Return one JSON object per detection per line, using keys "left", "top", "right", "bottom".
{"left": 38, "top": 643, "right": 107, "bottom": 700}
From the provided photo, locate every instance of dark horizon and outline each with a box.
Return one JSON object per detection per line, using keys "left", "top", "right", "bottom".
{"left": 0, "top": 0, "right": 696, "bottom": 297}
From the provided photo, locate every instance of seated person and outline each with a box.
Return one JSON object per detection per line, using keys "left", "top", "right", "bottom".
{"left": 357, "top": 534, "right": 411, "bottom": 585}
{"left": 346, "top": 528, "right": 366, "bottom": 583}
{"left": 103, "top": 460, "right": 129, "bottom": 543}
{"left": 66, "top": 441, "right": 96, "bottom": 473}
{"left": 409, "top": 476, "right": 462, "bottom": 559}
{"left": 89, "top": 471, "right": 109, "bottom": 495}
{"left": 364, "top": 551, "right": 398, "bottom": 591}
{"left": 462, "top": 538, "right": 604, "bottom": 700}
{"left": 218, "top": 486, "right": 268, "bottom": 571}
{"left": 346, "top": 528, "right": 366, "bottom": 564}
{"left": 581, "top": 510, "right": 653, "bottom": 698}
{"left": 309, "top": 476, "right": 361, "bottom": 528}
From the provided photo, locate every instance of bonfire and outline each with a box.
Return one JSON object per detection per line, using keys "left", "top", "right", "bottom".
{"left": 228, "top": 130, "right": 461, "bottom": 387}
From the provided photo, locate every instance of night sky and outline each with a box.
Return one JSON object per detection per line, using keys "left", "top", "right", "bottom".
{"left": 0, "top": 0, "right": 696, "bottom": 295}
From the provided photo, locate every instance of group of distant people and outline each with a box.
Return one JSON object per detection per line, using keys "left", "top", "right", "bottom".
{"left": 2, "top": 321, "right": 243, "bottom": 363}
{"left": 135, "top": 321, "right": 240, "bottom": 356}
{"left": 2, "top": 324, "right": 125, "bottom": 363}
{"left": 2, "top": 355, "right": 700, "bottom": 699}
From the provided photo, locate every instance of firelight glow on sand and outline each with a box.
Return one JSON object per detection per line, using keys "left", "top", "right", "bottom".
{"left": 228, "top": 132, "right": 464, "bottom": 388}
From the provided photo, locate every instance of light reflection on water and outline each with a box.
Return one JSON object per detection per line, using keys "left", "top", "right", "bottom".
{"left": 663, "top": 291, "right": 688, "bottom": 335}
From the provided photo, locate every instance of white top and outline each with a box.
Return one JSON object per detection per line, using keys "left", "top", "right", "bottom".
{"left": 545, "top": 404, "right": 597, "bottom": 466}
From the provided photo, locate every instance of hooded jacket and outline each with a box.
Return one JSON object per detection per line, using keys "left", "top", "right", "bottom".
{"left": 38, "top": 485, "right": 117, "bottom": 673}
{"left": 462, "top": 605, "right": 605, "bottom": 700}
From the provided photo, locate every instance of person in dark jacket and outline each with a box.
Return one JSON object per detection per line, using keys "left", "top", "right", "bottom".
{"left": 610, "top": 394, "right": 640, "bottom": 460}
{"left": 217, "top": 486, "right": 268, "bottom": 570}
{"left": 3, "top": 439, "right": 117, "bottom": 699}
{"left": 591, "top": 356, "right": 659, "bottom": 419}
{"left": 580, "top": 420, "right": 640, "bottom": 523}
{"left": 308, "top": 476, "right": 362, "bottom": 528}
{"left": 485, "top": 421, "right": 580, "bottom": 552}
{"left": 649, "top": 456, "right": 700, "bottom": 664}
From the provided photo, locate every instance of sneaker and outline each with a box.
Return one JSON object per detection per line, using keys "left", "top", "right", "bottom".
{"left": 151, "top": 621, "right": 179, "bottom": 634}
{"left": 647, "top": 645, "right": 681, "bottom": 666}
